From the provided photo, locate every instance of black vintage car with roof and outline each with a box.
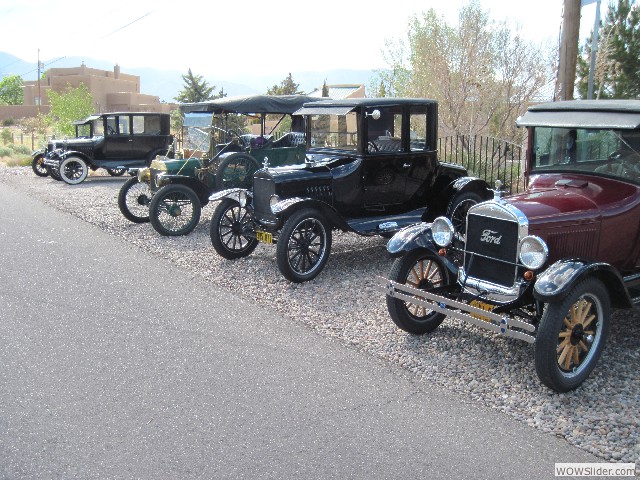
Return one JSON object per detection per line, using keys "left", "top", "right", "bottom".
{"left": 129, "top": 94, "right": 317, "bottom": 236}
{"left": 209, "top": 97, "right": 491, "bottom": 282}
{"left": 42, "top": 112, "right": 174, "bottom": 185}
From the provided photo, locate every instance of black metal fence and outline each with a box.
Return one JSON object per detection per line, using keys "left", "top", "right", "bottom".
{"left": 438, "top": 135, "right": 525, "bottom": 194}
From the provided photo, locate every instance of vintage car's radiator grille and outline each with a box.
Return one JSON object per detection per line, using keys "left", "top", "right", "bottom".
{"left": 253, "top": 175, "right": 276, "bottom": 218}
{"left": 464, "top": 214, "right": 520, "bottom": 287}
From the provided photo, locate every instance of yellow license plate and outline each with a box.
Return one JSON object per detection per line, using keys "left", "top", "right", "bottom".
{"left": 255, "top": 230, "right": 273, "bottom": 244}
{"left": 469, "top": 299, "right": 495, "bottom": 322}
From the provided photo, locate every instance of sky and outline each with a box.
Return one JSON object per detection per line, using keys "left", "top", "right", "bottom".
{"left": 1, "top": 0, "right": 604, "bottom": 81}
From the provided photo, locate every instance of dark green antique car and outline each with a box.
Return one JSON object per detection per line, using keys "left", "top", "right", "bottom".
{"left": 117, "top": 94, "right": 319, "bottom": 236}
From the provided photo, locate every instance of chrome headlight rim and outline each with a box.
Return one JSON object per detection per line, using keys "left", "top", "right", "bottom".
{"left": 519, "top": 235, "right": 548, "bottom": 270}
{"left": 137, "top": 167, "right": 151, "bottom": 183}
{"left": 431, "top": 216, "right": 455, "bottom": 247}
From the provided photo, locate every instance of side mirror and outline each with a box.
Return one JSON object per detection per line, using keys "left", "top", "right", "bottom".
{"left": 366, "top": 109, "right": 381, "bottom": 120}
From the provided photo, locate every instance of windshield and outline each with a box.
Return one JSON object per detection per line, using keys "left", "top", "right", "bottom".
{"left": 75, "top": 122, "right": 92, "bottom": 138}
{"left": 309, "top": 112, "right": 358, "bottom": 150}
{"left": 531, "top": 127, "right": 640, "bottom": 183}
{"left": 183, "top": 113, "right": 212, "bottom": 153}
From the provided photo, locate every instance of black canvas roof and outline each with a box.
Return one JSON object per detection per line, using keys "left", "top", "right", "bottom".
{"left": 180, "top": 94, "right": 322, "bottom": 115}
{"left": 517, "top": 100, "right": 640, "bottom": 129}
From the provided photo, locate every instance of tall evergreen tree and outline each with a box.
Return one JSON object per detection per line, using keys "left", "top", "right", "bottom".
{"left": 577, "top": 0, "right": 640, "bottom": 99}
{"left": 174, "top": 69, "right": 223, "bottom": 103}
{"left": 321, "top": 79, "right": 330, "bottom": 97}
{"left": 267, "top": 73, "right": 302, "bottom": 95}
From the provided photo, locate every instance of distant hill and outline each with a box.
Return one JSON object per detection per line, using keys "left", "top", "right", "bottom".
{"left": 1, "top": 51, "right": 377, "bottom": 102}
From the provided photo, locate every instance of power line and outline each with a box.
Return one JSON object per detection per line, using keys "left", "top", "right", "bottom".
{"left": 13, "top": 10, "right": 155, "bottom": 78}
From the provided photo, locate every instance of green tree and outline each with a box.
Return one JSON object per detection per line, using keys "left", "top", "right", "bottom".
{"left": 321, "top": 79, "right": 330, "bottom": 97}
{"left": 267, "top": 73, "right": 302, "bottom": 95}
{"left": 374, "top": 1, "right": 550, "bottom": 142}
{"left": 577, "top": 0, "right": 640, "bottom": 99}
{"left": 0, "top": 75, "right": 24, "bottom": 105}
{"left": 46, "top": 83, "right": 94, "bottom": 137}
{"left": 174, "top": 69, "right": 223, "bottom": 103}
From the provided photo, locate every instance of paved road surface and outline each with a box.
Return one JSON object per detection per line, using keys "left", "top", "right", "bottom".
{"left": 0, "top": 181, "right": 598, "bottom": 479}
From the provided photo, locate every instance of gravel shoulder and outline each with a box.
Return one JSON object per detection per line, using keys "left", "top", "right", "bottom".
{"left": 2, "top": 166, "right": 639, "bottom": 467}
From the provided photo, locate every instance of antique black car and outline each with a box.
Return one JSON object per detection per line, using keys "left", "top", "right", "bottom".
{"left": 42, "top": 112, "right": 174, "bottom": 185}
{"left": 378, "top": 100, "right": 640, "bottom": 392}
{"left": 124, "top": 95, "right": 317, "bottom": 236}
{"left": 209, "top": 98, "right": 491, "bottom": 282}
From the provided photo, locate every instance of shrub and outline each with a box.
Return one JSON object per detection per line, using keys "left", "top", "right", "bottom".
{"left": 12, "top": 144, "right": 31, "bottom": 155}
{"left": 0, "top": 146, "right": 13, "bottom": 157}
{"left": 1, "top": 128, "right": 12, "bottom": 145}
{"left": 2, "top": 118, "right": 15, "bottom": 126}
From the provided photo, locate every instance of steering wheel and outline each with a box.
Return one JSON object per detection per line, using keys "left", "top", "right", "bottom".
{"left": 367, "top": 140, "right": 379, "bottom": 153}
{"left": 608, "top": 150, "right": 624, "bottom": 161}
{"left": 226, "top": 129, "right": 240, "bottom": 140}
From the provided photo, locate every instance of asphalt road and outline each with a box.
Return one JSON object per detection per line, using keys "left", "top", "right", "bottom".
{"left": 0, "top": 180, "right": 599, "bottom": 479}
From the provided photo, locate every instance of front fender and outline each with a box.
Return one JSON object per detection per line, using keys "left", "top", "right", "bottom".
{"left": 387, "top": 222, "right": 436, "bottom": 256}
{"left": 534, "top": 259, "right": 632, "bottom": 307}
{"left": 272, "top": 197, "right": 346, "bottom": 229}
{"left": 451, "top": 176, "right": 492, "bottom": 199}
{"left": 209, "top": 188, "right": 249, "bottom": 203}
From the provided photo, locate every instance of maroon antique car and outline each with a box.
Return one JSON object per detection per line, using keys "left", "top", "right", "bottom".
{"left": 378, "top": 100, "right": 640, "bottom": 392}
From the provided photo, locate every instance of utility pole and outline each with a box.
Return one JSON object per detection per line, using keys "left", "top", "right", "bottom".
{"left": 37, "top": 49, "right": 42, "bottom": 130}
{"left": 558, "top": 0, "right": 581, "bottom": 100}
{"left": 586, "top": 0, "right": 602, "bottom": 99}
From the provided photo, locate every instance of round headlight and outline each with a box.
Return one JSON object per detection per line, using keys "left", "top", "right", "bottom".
{"left": 137, "top": 167, "right": 150, "bottom": 183}
{"left": 431, "top": 216, "right": 455, "bottom": 247}
{"left": 238, "top": 190, "right": 248, "bottom": 207}
{"left": 269, "top": 195, "right": 281, "bottom": 213}
{"left": 519, "top": 235, "right": 548, "bottom": 269}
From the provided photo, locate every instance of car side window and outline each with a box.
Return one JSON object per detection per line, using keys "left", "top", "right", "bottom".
{"left": 367, "top": 108, "right": 403, "bottom": 153}
{"left": 131, "top": 115, "right": 145, "bottom": 135}
{"left": 118, "top": 116, "right": 130, "bottom": 135}
{"left": 409, "top": 111, "right": 429, "bottom": 151}
{"left": 105, "top": 116, "right": 118, "bottom": 135}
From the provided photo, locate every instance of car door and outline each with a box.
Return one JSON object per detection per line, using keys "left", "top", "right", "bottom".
{"left": 362, "top": 106, "right": 437, "bottom": 210}
{"left": 101, "top": 114, "right": 133, "bottom": 160}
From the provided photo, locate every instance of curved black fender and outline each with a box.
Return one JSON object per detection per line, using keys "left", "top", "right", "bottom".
{"left": 534, "top": 259, "right": 633, "bottom": 308}
{"left": 426, "top": 175, "right": 492, "bottom": 221}
{"left": 60, "top": 150, "right": 91, "bottom": 163}
{"left": 161, "top": 175, "right": 212, "bottom": 206}
{"left": 386, "top": 222, "right": 459, "bottom": 277}
{"left": 271, "top": 197, "right": 347, "bottom": 231}
{"left": 208, "top": 187, "right": 250, "bottom": 204}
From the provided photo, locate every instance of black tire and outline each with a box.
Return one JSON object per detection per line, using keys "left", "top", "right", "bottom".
{"left": 149, "top": 184, "right": 201, "bottom": 236}
{"left": 32, "top": 155, "right": 49, "bottom": 177}
{"left": 118, "top": 177, "right": 152, "bottom": 223}
{"left": 107, "top": 168, "right": 126, "bottom": 176}
{"left": 47, "top": 165, "right": 62, "bottom": 181}
{"left": 276, "top": 209, "right": 332, "bottom": 283}
{"left": 535, "top": 277, "right": 610, "bottom": 392}
{"left": 59, "top": 156, "right": 88, "bottom": 185}
{"left": 210, "top": 198, "right": 258, "bottom": 259}
{"left": 446, "top": 192, "right": 484, "bottom": 236}
{"left": 386, "top": 249, "right": 450, "bottom": 334}
{"left": 215, "top": 153, "right": 260, "bottom": 191}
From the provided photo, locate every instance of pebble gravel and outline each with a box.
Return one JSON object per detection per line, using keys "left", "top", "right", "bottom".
{"left": 2, "top": 165, "right": 639, "bottom": 469}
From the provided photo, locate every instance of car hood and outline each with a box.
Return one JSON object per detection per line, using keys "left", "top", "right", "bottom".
{"left": 506, "top": 174, "right": 601, "bottom": 225}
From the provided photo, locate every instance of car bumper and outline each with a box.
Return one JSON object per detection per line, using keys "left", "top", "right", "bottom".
{"left": 376, "top": 276, "right": 536, "bottom": 343}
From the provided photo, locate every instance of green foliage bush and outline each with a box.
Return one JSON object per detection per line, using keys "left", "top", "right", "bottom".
{"left": 1, "top": 128, "right": 12, "bottom": 144}
{"left": 0, "top": 146, "right": 13, "bottom": 157}
{"left": 12, "top": 144, "right": 31, "bottom": 155}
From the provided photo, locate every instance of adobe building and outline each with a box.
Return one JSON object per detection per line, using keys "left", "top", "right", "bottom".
{"left": 0, "top": 63, "right": 174, "bottom": 121}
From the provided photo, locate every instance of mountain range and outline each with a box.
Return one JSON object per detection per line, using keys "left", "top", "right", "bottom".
{"left": 0, "top": 52, "right": 377, "bottom": 102}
